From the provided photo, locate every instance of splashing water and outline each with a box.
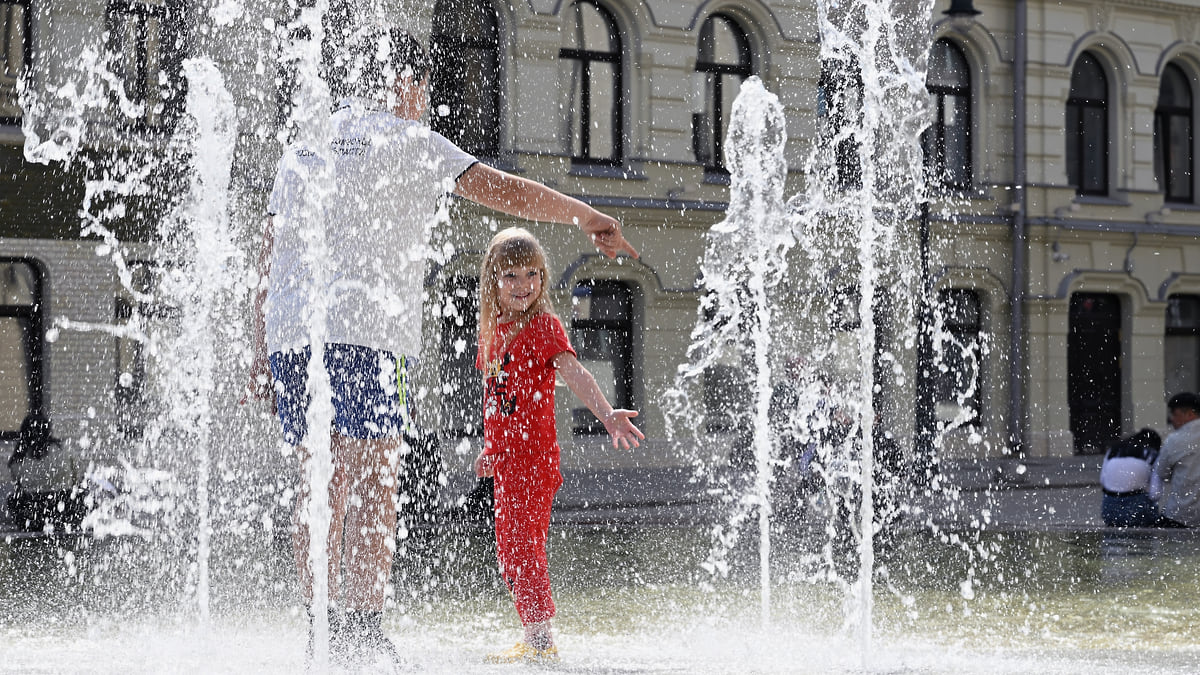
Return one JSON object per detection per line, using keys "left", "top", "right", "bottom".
{"left": 667, "top": 0, "right": 937, "bottom": 664}
{"left": 686, "top": 76, "right": 789, "bottom": 628}
{"left": 162, "top": 57, "right": 242, "bottom": 623}
{"left": 279, "top": 0, "right": 338, "bottom": 667}
{"left": 806, "top": 0, "right": 940, "bottom": 658}
{"left": 10, "top": 1, "right": 1200, "bottom": 673}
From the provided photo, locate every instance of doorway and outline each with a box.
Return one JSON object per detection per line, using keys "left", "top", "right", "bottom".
{"left": 1068, "top": 292, "right": 1123, "bottom": 454}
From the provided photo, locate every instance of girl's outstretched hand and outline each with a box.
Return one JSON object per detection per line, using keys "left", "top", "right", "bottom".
{"left": 552, "top": 352, "right": 643, "bottom": 449}
{"left": 474, "top": 451, "right": 496, "bottom": 478}
{"left": 603, "top": 410, "right": 645, "bottom": 449}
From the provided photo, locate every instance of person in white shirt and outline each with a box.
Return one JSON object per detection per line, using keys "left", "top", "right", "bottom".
{"left": 247, "top": 26, "right": 637, "bottom": 666}
{"left": 1099, "top": 428, "right": 1161, "bottom": 527}
{"left": 1151, "top": 392, "right": 1200, "bottom": 528}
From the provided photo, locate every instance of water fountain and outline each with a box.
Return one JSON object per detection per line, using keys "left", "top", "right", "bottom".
{"left": 667, "top": 1, "right": 939, "bottom": 662}
{"left": 4, "top": 1, "right": 1200, "bottom": 673}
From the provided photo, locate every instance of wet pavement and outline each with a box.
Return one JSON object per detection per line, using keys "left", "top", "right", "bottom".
{"left": 546, "top": 455, "right": 1117, "bottom": 532}
{"left": 0, "top": 454, "right": 1164, "bottom": 536}
{"left": 4, "top": 454, "right": 1200, "bottom": 674}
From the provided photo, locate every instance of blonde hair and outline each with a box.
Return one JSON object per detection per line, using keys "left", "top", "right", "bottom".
{"left": 478, "top": 227, "right": 556, "bottom": 364}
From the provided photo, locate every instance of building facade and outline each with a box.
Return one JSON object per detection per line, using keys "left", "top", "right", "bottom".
{"left": 3, "top": 0, "right": 1200, "bottom": 512}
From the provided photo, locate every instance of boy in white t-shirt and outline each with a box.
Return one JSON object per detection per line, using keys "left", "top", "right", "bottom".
{"left": 247, "top": 26, "right": 637, "bottom": 667}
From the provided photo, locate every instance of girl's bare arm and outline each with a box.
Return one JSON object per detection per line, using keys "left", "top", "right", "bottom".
{"left": 552, "top": 352, "right": 644, "bottom": 449}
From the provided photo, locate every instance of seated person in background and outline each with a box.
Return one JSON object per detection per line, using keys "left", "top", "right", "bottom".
{"left": 1150, "top": 392, "right": 1200, "bottom": 528}
{"left": 1100, "top": 428, "right": 1162, "bottom": 527}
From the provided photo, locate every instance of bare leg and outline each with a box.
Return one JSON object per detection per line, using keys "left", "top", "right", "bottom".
{"left": 341, "top": 436, "right": 403, "bottom": 610}
{"left": 293, "top": 436, "right": 352, "bottom": 605}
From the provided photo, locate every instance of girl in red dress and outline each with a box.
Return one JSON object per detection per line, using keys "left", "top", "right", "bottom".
{"left": 473, "top": 228, "right": 644, "bottom": 663}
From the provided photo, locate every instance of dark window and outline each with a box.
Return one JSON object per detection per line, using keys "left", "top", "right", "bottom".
{"left": 693, "top": 13, "right": 752, "bottom": 174}
{"left": 1, "top": 0, "right": 31, "bottom": 124}
{"left": 1, "top": 259, "right": 44, "bottom": 438}
{"left": 703, "top": 362, "right": 751, "bottom": 434}
{"left": 1165, "top": 294, "right": 1200, "bottom": 397}
{"left": 933, "top": 289, "right": 982, "bottom": 428}
{"left": 1066, "top": 53, "right": 1109, "bottom": 196}
{"left": 439, "top": 276, "right": 483, "bottom": 437}
{"left": 114, "top": 261, "right": 165, "bottom": 439}
{"left": 274, "top": 1, "right": 308, "bottom": 132}
{"left": 560, "top": 0, "right": 622, "bottom": 165}
{"left": 570, "top": 280, "right": 634, "bottom": 434}
{"left": 106, "top": 0, "right": 189, "bottom": 131}
{"left": 923, "top": 39, "right": 972, "bottom": 191}
{"left": 818, "top": 57, "right": 862, "bottom": 190}
{"left": 830, "top": 284, "right": 861, "bottom": 331}
{"left": 1068, "top": 292, "right": 1123, "bottom": 454}
{"left": 431, "top": 0, "right": 501, "bottom": 157}
{"left": 1155, "top": 63, "right": 1194, "bottom": 203}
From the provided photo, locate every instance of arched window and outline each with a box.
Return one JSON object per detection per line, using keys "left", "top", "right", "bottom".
{"left": 431, "top": 0, "right": 502, "bottom": 157}
{"left": 560, "top": 0, "right": 622, "bottom": 165}
{"left": 1, "top": 0, "right": 32, "bottom": 123}
{"left": 1155, "top": 63, "right": 1194, "bottom": 203}
{"left": 693, "top": 13, "right": 752, "bottom": 174}
{"left": 1066, "top": 52, "right": 1109, "bottom": 196}
{"left": 923, "top": 39, "right": 972, "bottom": 191}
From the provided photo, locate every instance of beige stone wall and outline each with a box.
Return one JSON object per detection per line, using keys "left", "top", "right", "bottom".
{"left": 936, "top": 0, "right": 1200, "bottom": 459}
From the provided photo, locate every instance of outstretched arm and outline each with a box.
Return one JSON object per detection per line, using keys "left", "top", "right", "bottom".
{"left": 453, "top": 162, "right": 639, "bottom": 260}
{"left": 552, "top": 351, "right": 644, "bottom": 449}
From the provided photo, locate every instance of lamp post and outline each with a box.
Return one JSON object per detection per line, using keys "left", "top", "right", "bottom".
{"left": 944, "top": 0, "right": 981, "bottom": 17}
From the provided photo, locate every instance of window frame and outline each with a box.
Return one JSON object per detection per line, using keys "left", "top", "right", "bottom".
{"left": 0, "top": 257, "right": 45, "bottom": 441}
{"left": 1155, "top": 62, "right": 1195, "bottom": 204}
{"left": 569, "top": 279, "right": 635, "bottom": 435}
{"left": 923, "top": 38, "right": 973, "bottom": 193}
{"left": 105, "top": 0, "right": 189, "bottom": 132}
{"left": 1066, "top": 52, "right": 1110, "bottom": 197}
{"left": 693, "top": 13, "right": 753, "bottom": 176}
{"left": 933, "top": 288, "right": 983, "bottom": 429}
{"left": 113, "top": 260, "right": 168, "bottom": 439}
{"left": 0, "top": 0, "right": 32, "bottom": 126}
{"left": 1165, "top": 293, "right": 1200, "bottom": 397}
{"left": 818, "top": 56, "right": 863, "bottom": 190}
{"left": 559, "top": 0, "right": 624, "bottom": 166}
{"left": 430, "top": 0, "right": 503, "bottom": 158}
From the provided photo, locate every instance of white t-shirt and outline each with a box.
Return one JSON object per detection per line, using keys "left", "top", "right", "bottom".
{"left": 266, "top": 98, "right": 477, "bottom": 356}
{"left": 1099, "top": 456, "right": 1152, "bottom": 494}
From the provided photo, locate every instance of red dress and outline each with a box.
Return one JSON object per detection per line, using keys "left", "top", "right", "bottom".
{"left": 477, "top": 312, "right": 575, "bottom": 625}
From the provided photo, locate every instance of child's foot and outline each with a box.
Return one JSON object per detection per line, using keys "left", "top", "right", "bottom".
{"left": 485, "top": 641, "right": 560, "bottom": 664}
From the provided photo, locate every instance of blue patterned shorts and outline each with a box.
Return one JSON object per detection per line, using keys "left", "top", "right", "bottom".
{"left": 268, "top": 343, "right": 412, "bottom": 445}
